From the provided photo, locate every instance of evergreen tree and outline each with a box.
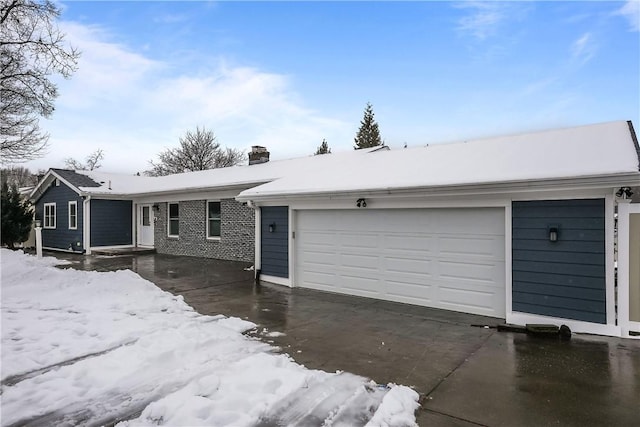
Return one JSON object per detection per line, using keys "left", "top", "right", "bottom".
{"left": 354, "top": 102, "right": 382, "bottom": 149}
{"left": 315, "top": 139, "right": 331, "bottom": 155}
{"left": 1, "top": 182, "right": 33, "bottom": 249}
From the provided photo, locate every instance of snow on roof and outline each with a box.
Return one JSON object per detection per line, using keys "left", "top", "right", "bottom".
{"left": 76, "top": 146, "right": 387, "bottom": 196}
{"left": 238, "top": 121, "right": 640, "bottom": 199}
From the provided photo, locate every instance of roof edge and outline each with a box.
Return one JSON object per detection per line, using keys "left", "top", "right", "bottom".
{"left": 627, "top": 120, "right": 640, "bottom": 171}
{"left": 236, "top": 172, "right": 640, "bottom": 202}
{"left": 79, "top": 180, "right": 273, "bottom": 199}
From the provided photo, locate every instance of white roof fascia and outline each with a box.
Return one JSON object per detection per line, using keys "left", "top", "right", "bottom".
{"left": 130, "top": 181, "right": 272, "bottom": 201}
{"left": 236, "top": 172, "right": 640, "bottom": 203}
{"left": 79, "top": 180, "right": 273, "bottom": 199}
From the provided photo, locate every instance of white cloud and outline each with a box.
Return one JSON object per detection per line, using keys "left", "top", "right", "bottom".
{"left": 571, "top": 32, "right": 597, "bottom": 65}
{"left": 455, "top": 1, "right": 505, "bottom": 40}
{"left": 56, "top": 22, "right": 161, "bottom": 108}
{"left": 454, "top": 1, "right": 532, "bottom": 43}
{"left": 153, "top": 13, "right": 189, "bottom": 24}
{"left": 29, "top": 21, "right": 348, "bottom": 173}
{"left": 614, "top": 0, "right": 640, "bottom": 31}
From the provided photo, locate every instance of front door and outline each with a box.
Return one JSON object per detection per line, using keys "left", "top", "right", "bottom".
{"left": 138, "top": 204, "right": 154, "bottom": 247}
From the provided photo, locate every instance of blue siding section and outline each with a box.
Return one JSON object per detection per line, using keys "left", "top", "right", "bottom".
{"left": 261, "top": 206, "right": 289, "bottom": 278}
{"left": 512, "top": 199, "right": 606, "bottom": 324}
{"left": 34, "top": 181, "right": 84, "bottom": 251}
{"left": 90, "top": 199, "right": 133, "bottom": 247}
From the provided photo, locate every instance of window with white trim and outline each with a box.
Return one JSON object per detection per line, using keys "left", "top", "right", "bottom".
{"left": 68, "top": 201, "right": 77, "bottom": 230}
{"left": 168, "top": 203, "right": 179, "bottom": 237}
{"left": 44, "top": 203, "right": 56, "bottom": 229}
{"left": 207, "top": 201, "right": 221, "bottom": 239}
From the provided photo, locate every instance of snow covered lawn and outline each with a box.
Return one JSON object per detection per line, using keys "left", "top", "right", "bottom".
{"left": 0, "top": 250, "right": 419, "bottom": 426}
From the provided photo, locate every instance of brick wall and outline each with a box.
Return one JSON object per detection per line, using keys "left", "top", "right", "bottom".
{"left": 154, "top": 199, "right": 255, "bottom": 262}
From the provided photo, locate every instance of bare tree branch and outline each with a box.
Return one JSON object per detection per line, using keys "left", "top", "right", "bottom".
{"left": 1, "top": 0, "right": 80, "bottom": 164}
{"left": 64, "top": 149, "right": 104, "bottom": 171}
{"left": 146, "top": 127, "right": 244, "bottom": 176}
{"left": 0, "top": 164, "right": 37, "bottom": 187}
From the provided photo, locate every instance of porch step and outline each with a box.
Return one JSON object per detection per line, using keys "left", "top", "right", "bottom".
{"left": 92, "top": 247, "right": 156, "bottom": 256}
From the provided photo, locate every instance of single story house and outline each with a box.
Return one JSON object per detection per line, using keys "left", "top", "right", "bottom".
{"left": 30, "top": 147, "right": 386, "bottom": 260}
{"left": 31, "top": 121, "right": 640, "bottom": 337}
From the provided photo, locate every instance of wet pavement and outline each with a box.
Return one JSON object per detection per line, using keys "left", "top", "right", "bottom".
{"left": 54, "top": 251, "right": 640, "bottom": 427}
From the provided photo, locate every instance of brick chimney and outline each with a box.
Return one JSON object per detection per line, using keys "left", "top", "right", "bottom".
{"left": 248, "top": 146, "right": 270, "bottom": 165}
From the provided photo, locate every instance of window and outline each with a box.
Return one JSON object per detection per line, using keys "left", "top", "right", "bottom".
{"left": 44, "top": 203, "right": 56, "bottom": 229}
{"left": 142, "top": 206, "right": 150, "bottom": 226}
{"left": 68, "top": 201, "right": 77, "bottom": 230}
{"left": 207, "top": 201, "right": 221, "bottom": 239}
{"left": 168, "top": 203, "right": 179, "bottom": 237}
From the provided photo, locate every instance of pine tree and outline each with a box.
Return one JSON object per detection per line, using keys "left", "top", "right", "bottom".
{"left": 354, "top": 102, "right": 382, "bottom": 149}
{"left": 315, "top": 139, "right": 331, "bottom": 155}
{"left": 1, "top": 182, "right": 33, "bottom": 249}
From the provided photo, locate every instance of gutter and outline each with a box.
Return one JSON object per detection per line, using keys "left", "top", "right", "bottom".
{"left": 78, "top": 181, "right": 273, "bottom": 200}
{"left": 628, "top": 120, "right": 640, "bottom": 170}
{"left": 235, "top": 172, "right": 640, "bottom": 202}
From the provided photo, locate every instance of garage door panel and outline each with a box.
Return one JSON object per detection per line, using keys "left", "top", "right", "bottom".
{"left": 296, "top": 208, "right": 506, "bottom": 318}
{"left": 341, "top": 275, "right": 380, "bottom": 293}
{"left": 340, "top": 233, "right": 379, "bottom": 249}
{"left": 385, "top": 280, "right": 435, "bottom": 300}
{"left": 301, "top": 253, "right": 336, "bottom": 268}
{"left": 302, "top": 231, "right": 337, "bottom": 246}
{"left": 384, "top": 257, "right": 433, "bottom": 275}
{"left": 305, "top": 269, "right": 335, "bottom": 287}
{"left": 439, "top": 260, "right": 504, "bottom": 283}
{"left": 435, "top": 209, "right": 504, "bottom": 234}
{"left": 439, "top": 286, "right": 502, "bottom": 315}
{"left": 341, "top": 253, "right": 379, "bottom": 269}
{"left": 384, "top": 234, "right": 434, "bottom": 252}
{"left": 439, "top": 236, "right": 504, "bottom": 258}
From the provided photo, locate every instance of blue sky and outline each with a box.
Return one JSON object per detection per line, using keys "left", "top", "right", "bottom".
{"left": 26, "top": 1, "right": 640, "bottom": 174}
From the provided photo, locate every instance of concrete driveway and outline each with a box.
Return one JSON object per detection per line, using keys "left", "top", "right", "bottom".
{"left": 60, "top": 252, "right": 640, "bottom": 426}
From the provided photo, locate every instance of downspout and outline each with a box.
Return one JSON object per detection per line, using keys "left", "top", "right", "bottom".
{"left": 83, "top": 195, "right": 91, "bottom": 254}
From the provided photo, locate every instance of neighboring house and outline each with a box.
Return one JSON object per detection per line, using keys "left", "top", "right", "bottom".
{"left": 29, "top": 121, "right": 640, "bottom": 338}
{"left": 235, "top": 121, "right": 640, "bottom": 338}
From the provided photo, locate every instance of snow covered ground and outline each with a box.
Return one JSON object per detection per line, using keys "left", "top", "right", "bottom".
{"left": 0, "top": 249, "right": 419, "bottom": 426}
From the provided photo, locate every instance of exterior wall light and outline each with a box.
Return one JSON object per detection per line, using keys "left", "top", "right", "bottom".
{"left": 269, "top": 222, "right": 276, "bottom": 233}
{"left": 616, "top": 187, "right": 634, "bottom": 199}
{"left": 152, "top": 203, "right": 160, "bottom": 212}
{"left": 548, "top": 225, "right": 559, "bottom": 242}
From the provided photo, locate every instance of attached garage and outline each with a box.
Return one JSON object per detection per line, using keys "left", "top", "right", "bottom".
{"left": 239, "top": 121, "right": 640, "bottom": 337}
{"left": 295, "top": 208, "right": 506, "bottom": 318}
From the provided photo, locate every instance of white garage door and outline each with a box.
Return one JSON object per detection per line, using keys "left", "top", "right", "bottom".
{"left": 295, "top": 208, "right": 506, "bottom": 318}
